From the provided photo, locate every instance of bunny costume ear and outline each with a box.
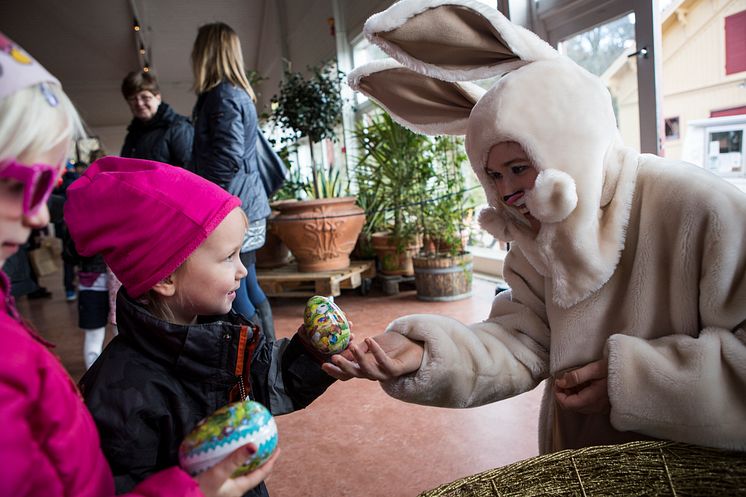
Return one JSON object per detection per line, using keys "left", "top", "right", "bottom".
{"left": 351, "top": 0, "right": 640, "bottom": 308}
{"left": 364, "top": 0, "right": 558, "bottom": 81}
{"left": 348, "top": 59, "right": 485, "bottom": 136}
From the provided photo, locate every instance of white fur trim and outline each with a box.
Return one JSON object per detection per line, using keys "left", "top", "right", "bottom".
{"left": 348, "top": 59, "right": 485, "bottom": 136}
{"left": 364, "top": 0, "right": 558, "bottom": 82}
{"left": 477, "top": 206, "right": 511, "bottom": 241}
{"left": 525, "top": 169, "right": 577, "bottom": 223}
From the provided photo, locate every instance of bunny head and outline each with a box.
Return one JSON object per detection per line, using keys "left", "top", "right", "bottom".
{"left": 349, "top": 0, "right": 639, "bottom": 308}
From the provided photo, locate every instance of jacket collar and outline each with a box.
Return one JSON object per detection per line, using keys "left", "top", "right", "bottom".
{"left": 115, "top": 289, "right": 259, "bottom": 383}
{"left": 126, "top": 102, "right": 175, "bottom": 133}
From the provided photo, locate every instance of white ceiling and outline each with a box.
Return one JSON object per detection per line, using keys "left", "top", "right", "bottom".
{"left": 0, "top": 0, "right": 389, "bottom": 152}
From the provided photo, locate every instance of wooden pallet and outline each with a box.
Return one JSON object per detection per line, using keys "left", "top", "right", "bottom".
{"left": 377, "top": 273, "right": 416, "bottom": 296}
{"left": 257, "top": 260, "right": 376, "bottom": 297}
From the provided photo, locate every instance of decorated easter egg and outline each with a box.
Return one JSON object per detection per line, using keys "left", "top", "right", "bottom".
{"left": 179, "top": 400, "right": 278, "bottom": 477}
{"left": 303, "top": 295, "right": 351, "bottom": 354}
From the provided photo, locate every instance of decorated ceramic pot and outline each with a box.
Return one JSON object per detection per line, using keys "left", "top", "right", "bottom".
{"left": 179, "top": 400, "right": 278, "bottom": 477}
{"left": 303, "top": 295, "right": 351, "bottom": 355}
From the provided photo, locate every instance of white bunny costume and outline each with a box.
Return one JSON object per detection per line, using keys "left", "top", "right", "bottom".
{"left": 349, "top": 0, "right": 746, "bottom": 452}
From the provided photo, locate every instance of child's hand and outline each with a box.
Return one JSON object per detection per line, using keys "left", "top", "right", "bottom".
{"left": 195, "top": 444, "right": 280, "bottom": 497}
{"left": 322, "top": 333, "right": 424, "bottom": 382}
{"left": 554, "top": 358, "right": 610, "bottom": 414}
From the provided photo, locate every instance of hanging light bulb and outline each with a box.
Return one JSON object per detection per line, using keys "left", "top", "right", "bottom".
{"left": 133, "top": 17, "right": 141, "bottom": 31}
{"left": 139, "top": 43, "right": 146, "bottom": 55}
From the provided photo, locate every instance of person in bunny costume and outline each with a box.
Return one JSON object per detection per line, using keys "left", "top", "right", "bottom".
{"left": 323, "top": 0, "right": 746, "bottom": 453}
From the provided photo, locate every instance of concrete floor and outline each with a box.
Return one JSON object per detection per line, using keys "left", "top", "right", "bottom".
{"left": 18, "top": 272, "right": 542, "bottom": 497}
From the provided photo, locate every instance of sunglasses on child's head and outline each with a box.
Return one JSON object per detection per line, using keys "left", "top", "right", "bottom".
{"left": 0, "top": 160, "right": 60, "bottom": 217}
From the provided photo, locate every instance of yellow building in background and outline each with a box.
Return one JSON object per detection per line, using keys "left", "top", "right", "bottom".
{"left": 603, "top": 0, "right": 746, "bottom": 191}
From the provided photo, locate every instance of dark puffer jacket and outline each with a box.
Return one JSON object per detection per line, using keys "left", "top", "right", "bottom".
{"left": 80, "top": 289, "right": 335, "bottom": 496}
{"left": 121, "top": 102, "right": 193, "bottom": 167}
{"left": 191, "top": 82, "right": 270, "bottom": 224}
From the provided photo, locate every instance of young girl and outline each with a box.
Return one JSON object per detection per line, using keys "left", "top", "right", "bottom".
{"left": 65, "top": 155, "right": 336, "bottom": 497}
{"left": 190, "top": 22, "right": 275, "bottom": 342}
{"left": 0, "top": 31, "right": 274, "bottom": 497}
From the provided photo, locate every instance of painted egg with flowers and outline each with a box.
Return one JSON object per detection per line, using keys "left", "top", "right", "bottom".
{"left": 303, "top": 295, "right": 351, "bottom": 355}
{"left": 179, "top": 400, "right": 278, "bottom": 477}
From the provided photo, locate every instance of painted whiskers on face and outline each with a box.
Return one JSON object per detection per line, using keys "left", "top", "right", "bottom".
{"left": 485, "top": 141, "right": 541, "bottom": 233}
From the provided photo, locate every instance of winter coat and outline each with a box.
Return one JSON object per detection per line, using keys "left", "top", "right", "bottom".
{"left": 0, "top": 272, "right": 201, "bottom": 497}
{"left": 349, "top": 0, "right": 746, "bottom": 454}
{"left": 191, "top": 82, "right": 271, "bottom": 225}
{"left": 121, "top": 102, "right": 193, "bottom": 168}
{"left": 383, "top": 154, "right": 746, "bottom": 452}
{"left": 80, "top": 289, "right": 335, "bottom": 495}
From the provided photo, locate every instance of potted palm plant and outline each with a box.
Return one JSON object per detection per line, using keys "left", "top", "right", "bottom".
{"left": 354, "top": 111, "right": 430, "bottom": 276}
{"left": 412, "top": 136, "right": 475, "bottom": 301}
{"left": 268, "top": 63, "right": 365, "bottom": 272}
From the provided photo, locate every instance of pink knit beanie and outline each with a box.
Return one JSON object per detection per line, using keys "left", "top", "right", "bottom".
{"left": 64, "top": 156, "right": 241, "bottom": 298}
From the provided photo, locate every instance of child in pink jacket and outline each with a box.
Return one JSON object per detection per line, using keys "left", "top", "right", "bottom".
{"left": 0, "top": 32, "right": 276, "bottom": 497}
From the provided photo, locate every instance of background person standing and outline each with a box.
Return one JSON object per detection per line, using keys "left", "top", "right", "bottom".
{"left": 189, "top": 22, "right": 275, "bottom": 341}
{"left": 120, "top": 71, "right": 192, "bottom": 168}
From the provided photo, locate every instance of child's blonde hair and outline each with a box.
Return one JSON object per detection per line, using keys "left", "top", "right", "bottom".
{"left": 0, "top": 83, "right": 84, "bottom": 163}
{"left": 139, "top": 209, "right": 249, "bottom": 322}
{"left": 191, "top": 22, "right": 256, "bottom": 102}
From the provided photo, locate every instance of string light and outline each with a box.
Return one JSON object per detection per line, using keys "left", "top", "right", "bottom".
{"left": 128, "top": 1, "right": 151, "bottom": 74}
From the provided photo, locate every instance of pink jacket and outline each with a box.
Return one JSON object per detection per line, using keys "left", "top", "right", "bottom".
{"left": 0, "top": 273, "right": 202, "bottom": 497}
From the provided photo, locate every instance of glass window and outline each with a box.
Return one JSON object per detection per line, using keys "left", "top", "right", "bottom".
{"left": 665, "top": 117, "right": 680, "bottom": 141}
{"left": 558, "top": 14, "right": 640, "bottom": 151}
{"left": 350, "top": 37, "right": 387, "bottom": 108}
{"left": 705, "top": 126, "right": 745, "bottom": 177}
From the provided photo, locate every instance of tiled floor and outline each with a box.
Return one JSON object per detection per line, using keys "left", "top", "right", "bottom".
{"left": 18, "top": 273, "right": 542, "bottom": 497}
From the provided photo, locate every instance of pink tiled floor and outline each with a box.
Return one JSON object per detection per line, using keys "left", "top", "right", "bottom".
{"left": 20, "top": 274, "right": 542, "bottom": 497}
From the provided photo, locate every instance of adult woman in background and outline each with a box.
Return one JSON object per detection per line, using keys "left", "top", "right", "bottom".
{"left": 121, "top": 71, "right": 193, "bottom": 167}
{"left": 190, "top": 22, "right": 275, "bottom": 341}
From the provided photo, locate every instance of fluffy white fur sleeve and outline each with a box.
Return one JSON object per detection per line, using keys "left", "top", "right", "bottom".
{"left": 381, "top": 249, "right": 550, "bottom": 407}
{"left": 606, "top": 160, "right": 746, "bottom": 450}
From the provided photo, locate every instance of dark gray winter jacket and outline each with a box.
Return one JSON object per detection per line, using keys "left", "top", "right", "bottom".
{"left": 80, "top": 289, "right": 334, "bottom": 496}
{"left": 121, "top": 102, "right": 193, "bottom": 167}
{"left": 191, "top": 82, "right": 271, "bottom": 224}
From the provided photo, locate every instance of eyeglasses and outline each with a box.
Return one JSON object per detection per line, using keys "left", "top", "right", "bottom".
{"left": 126, "top": 94, "right": 155, "bottom": 104}
{"left": 0, "top": 160, "right": 59, "bottom": 217}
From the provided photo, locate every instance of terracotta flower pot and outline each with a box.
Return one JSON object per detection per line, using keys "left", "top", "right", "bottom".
{"left": 256, "top": 216, "right": 290, "bottom": 269}
{"left": 371, "top": 232, "right": 422, "bottom": 276}
{"left": 272, "top": 197, "right": 365, "bottom": 272}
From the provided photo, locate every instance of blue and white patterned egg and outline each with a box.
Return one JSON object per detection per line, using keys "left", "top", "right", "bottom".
{"left": 179, "top": 400, "right": 278, "bottom": 477}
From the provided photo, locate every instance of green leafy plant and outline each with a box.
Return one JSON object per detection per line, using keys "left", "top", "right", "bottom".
{"left": 353, "top": 110, "right": 433, "bottom": 250}
{"left": 419, "top": 136, "right": 477, "bottom": 257}
{"left": 270, "top": 62, "right": 345, "bottom": 199}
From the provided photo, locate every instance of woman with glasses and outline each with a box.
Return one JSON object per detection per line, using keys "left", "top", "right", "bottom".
{"left": 120, "top": 71, "right": 193, "bottom": 168}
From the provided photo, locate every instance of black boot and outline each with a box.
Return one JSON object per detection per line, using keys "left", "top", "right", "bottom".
{"left": 255, "top": 299, "right": 276, "bottom": 342}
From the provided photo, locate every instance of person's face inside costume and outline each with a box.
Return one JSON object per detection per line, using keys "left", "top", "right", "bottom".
{"left": 485, "top": 141, "right": 540, "bottom": 234}
{"left": 126, "top": 90, "right": 161, "bottom": 122}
